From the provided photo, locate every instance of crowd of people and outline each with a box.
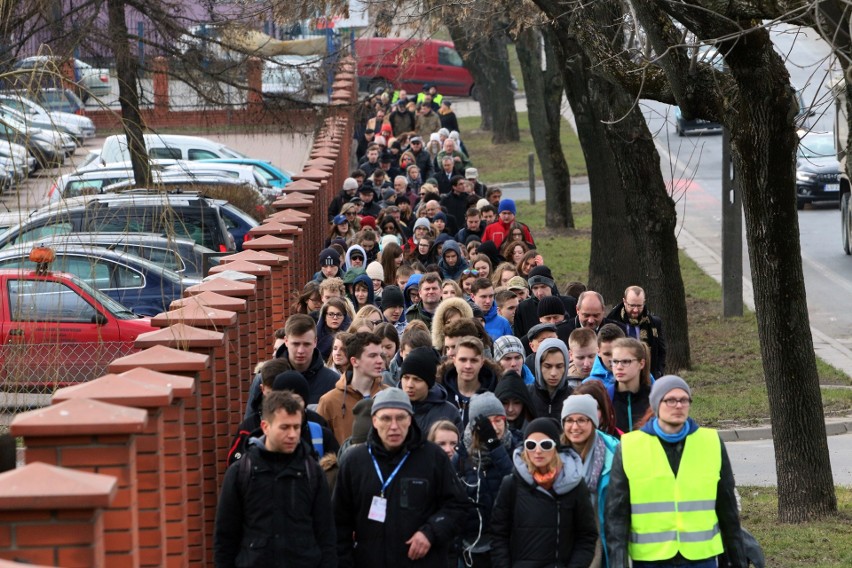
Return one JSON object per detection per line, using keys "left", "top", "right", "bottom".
{"left": 213, "top": 83, "right": 753, "bottom": 568}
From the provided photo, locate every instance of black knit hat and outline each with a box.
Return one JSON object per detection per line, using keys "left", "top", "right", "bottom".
{"left": 381, "top": 285, "right": 405, "bottom": 309}
{"left": 528, "top": 265, "right": 554, "bottom": 280}
{"left": 537, "top": 296, "right": 566, "bottom": 318}
{"left": 319, "top": 247, "right": 341, "bottom": 267}
{"left": 272, "top": 371, "right": 310, "bottom": 404}
{"left": 524, "top": 417, "right": 562, "bottom": 442}
{"left": 495, "top": 371, "right": 535, "bottom": 413}
{"left": 399, "top": 346, "right": 440, "bottom": 388}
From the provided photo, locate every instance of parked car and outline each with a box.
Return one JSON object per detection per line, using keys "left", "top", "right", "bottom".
{"left": 262, "top": 60, "right": 309, "bottom": 100}
{"left": 0, "top": 192, "right": 237, "bottom": 252}
{"left": 217, "top": 200, "right": 260, "bottom": 251}
{"left": 354, "top": 37, "right": 476, "bottom": 98}
{"left": 11, "top": 57, "right": 110, "bottom": 102}
{"left": 0, "top": 243, "right": 186, "bottom": 316}
{"left": 196, "top": 158, "right": 292, "bottom": 191}
{"left": 0, "top": 248, "right": 155, "bottom": 389}
{"left": 163, "top": 161, "right": 265, "bottom": 187}
{"left": 270, "top": 54, "right": 327, "bottom": 92}
{"left": 796, "top": 131, "right": 841, "bottom": 209}
{"left": 98, "top": 133, "right": 247, "bottom": 166}
{"left": 0, "top": 93, "right": 95, "bottom": 144}
{"left": 29, "top": 88, "right": 87, "bottom": 115}
{"left": 0, "top": 115, "right": 68, "bottom": 168}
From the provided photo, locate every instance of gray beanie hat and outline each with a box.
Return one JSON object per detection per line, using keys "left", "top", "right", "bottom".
{"left": 468, "top": 392, "right": 506, "bottom": 424}
{"left": 493, "top": 335, "right": 525, "bottom": 361}
{"left": 414, "top": 217, "right": 431, "bottom": 230}
{"left": 561, "top": 394, "right": 599, "bottom": 428}
{"left": 371, "top": 387, "right": 414, "bottom": 415}
{"left": 649, "top": 375, "right": 692, "bottom": 414}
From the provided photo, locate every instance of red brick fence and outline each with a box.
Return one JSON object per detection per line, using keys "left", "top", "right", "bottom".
{"left": 0, "top": 57, "right": 357, "bottom": 568}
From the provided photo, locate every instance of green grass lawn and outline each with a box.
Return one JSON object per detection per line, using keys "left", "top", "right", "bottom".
{"left": 516, "top": 200, "right": 852, "bottom": 427}
{"left": 459, "top": 112, "right": 587, "bottom": 183}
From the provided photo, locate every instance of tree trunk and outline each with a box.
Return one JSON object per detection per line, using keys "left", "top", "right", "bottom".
{"left": 516, "top": 26, "right": 573, "bottom": 229}
{"left": 106, "top": 0, "right": 151, "bottom": 187}
{"left": 554, "top": 31, "right": 642, "bottom": 304}
{"left": 724, "top": 31, "right": 837, "bottom": 522}
{"left": 444, "top": 18, "right": 518, "bottom": 142}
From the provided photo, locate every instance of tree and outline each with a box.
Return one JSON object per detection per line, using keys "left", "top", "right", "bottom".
{"left": 561, "top": 0, "right": 836, "bottom": 520}
{"left": 515, "top": 25, "right": 574, "bottom": 229}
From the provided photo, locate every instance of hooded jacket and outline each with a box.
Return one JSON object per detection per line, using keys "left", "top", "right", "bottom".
{"left": 431, "top": 297, "right": 474, "bottom": 349}
{"left": 316, "top": 372, "right": 387, "bottom": 445}
{"left": 344, "top": 245, "right": 367, "bottom": 272}
{"left": 494, "top": 373, "right": 538, "bottom": 432}
{"left": 585, "top": 355, "right": 615, "bottom": 389}
{"left": 441, "top": 364, "right": 500, "bottom": 427}
{"left": 348, "top": 273, "right": 377, "bottom": 310}
{"left": 403, "top": 274, "right": 423, "bottom": 310}
{"left": 273, "top": 344, "right": 341, "bottom": 405}
{"left": 490, "top": 449, "right": 598, "bottom": 568}
{"left": 214, "top": 438, "right": 337, "bottom": 568}
{"left": 482, "top": 301, "right": 513, "bottom": 341}
{"left": 437, "top": 239, "right": 469, "bottom": 281}
{"left": 333, "top": 421, "right": 469, "bottom": 568}
{"left": 529, "top": 338, "right": 574, "bottom": 420}
{"left": 608, "top": 381, "right": 652, "bottom": 434}
{"left": 604, "top": 420, "right": 747, "bottom": 568}
{"left": 412, "top": 383, "right": 464, "bottom": 435}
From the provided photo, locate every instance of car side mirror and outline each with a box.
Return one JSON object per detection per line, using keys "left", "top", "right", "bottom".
{"left": 91, "top": 312, "right": 108, "bottom": 326}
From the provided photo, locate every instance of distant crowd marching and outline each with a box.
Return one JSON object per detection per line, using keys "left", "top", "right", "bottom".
{"left": 213, "top": 83, "right": 757, "bottom": 568}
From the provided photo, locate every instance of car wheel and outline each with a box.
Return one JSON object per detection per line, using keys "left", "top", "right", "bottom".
{"left": 843, "top": 193, "right": 852, "bottom": 255}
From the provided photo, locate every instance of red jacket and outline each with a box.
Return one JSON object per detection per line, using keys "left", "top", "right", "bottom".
{"left": 482, "top": 219, "right": 534, "bottom": 249}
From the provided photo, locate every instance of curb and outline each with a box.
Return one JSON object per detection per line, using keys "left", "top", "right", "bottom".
{"left": 718, "top": 415, "right": 852, "bottom": 442}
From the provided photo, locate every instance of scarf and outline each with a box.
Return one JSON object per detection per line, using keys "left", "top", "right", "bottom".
{"left": 533, "top": 465, "right": 560, "bottom": 490}
{"left": 621, "top": 306, "right": 654, "bottom": 341}
{"left": 652, "top": 417, "right": 689, "bottom": 443}
{"left": 580, "top": 432, "right": 607, "bottom": 494}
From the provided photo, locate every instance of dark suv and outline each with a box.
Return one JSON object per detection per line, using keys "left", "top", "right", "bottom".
{"left": 796, "top": 132, "right": 841, "bottom": 209}
{"left": 0, "top": 193, "right": 236, "bottom": 252}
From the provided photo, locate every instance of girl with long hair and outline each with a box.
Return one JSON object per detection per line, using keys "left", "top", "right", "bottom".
{"left": 609, "top": 338, "right": 653, "bottom": 433}
{"left": 490, "top": 262, "right": 517, "bottom": 288}
{"left": 326, "top": 332, "right": 353, "bottom": 375}
{"left": 294, "top": 281, "right": 322, "bottom": 317}
{"left": 502, "top": 240, "right": 530, "bottom": 268}
{"left": 470, "top": 254, "right": 492, "bottom": 280}
{"left": 379, "top": 242, "right": 404, "bottom": 286}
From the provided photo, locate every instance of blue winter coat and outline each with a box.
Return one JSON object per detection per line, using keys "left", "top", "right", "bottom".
{"left": 482, "top": 302, "right": 513, "bottom": 341}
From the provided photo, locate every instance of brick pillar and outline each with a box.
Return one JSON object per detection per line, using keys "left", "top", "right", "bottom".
{"left": 52, "top": 375, "right": 174, "bottom": 568}
{"left": 0, "top": 462, "right": 116, "bottom": 567}
{"left": 245, "top": 226, "right": 300, "bottom": 316}
{"left": 153, "top": 56, "right": 169, "bottom": 116}
{"left": 222, "top": 247, "right": 289, "bottom": 328}
{"left": 246, "top": 57, "right": 263, "bottom": 114}
{"left": 269, "top": 197, "right": 315, "bottom": 284}
{"left": 11, "top": 400, "right": 147, "bottom": 568}
{"left": 107, "top": 346, "right": 210, "bottom": 567}
{"left": 118, "top": 367, "right": 195, "bottom": 568}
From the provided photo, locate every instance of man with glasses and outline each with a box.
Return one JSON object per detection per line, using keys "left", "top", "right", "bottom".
{"left": 607, "top": 285, "right": 667, "bottom": 378}
{"left": 317, "top": 332, "right": 388, "bottom": 445}
{"left": 333, "top": 387, "right": 468, "bottom": 567}
{"left": 605, "top": 376, "right": 747, "bottom": 568}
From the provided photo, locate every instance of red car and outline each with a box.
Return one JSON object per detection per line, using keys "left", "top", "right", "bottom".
{"left": 0, "top": 249, "right": 155, "bottom": 389}
{"left": 354, "top": 37, "right": 477, "bottom": 98}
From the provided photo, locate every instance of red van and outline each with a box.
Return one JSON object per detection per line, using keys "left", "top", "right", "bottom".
{"left": 354, "top": 37, "right": 477, "bottom": 99}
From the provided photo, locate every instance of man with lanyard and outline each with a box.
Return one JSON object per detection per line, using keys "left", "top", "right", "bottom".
{"left": 333, "top": 388, "right": 468, "bottom": 567}
{"left": 605, "top": 375, "right": 747, "bottom": 568}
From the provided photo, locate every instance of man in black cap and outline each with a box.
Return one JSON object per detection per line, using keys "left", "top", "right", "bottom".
{"left": 513, "top": 265, "right": 578, "bottom": 341}
{"left": 358, "top": 183, "right": 384, "bottom": 218}
{"left": 524, "top": 323, "right": 558, "bottom": 371}
{"left": 334, "top": 388, "right": 468, "bottom": 567}
{"left": 314, "top": 247, "right": 342, "bottom": 282}
{"left": 381, "top": 285, "right": 406, "bottom": 334}
{"left": 400, "top": 346, "right": 463, "bottom": 434}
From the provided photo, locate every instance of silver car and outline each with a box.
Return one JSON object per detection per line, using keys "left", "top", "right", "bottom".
{"left": 12, "top": 57, "right": 110, "bottom": 102}
{"left": 0, "top": 94, "right": 95, "bottom": 144}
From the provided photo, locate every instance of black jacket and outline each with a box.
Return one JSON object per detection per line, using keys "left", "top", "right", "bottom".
{"left": 441, "top": 365, "right": 500, "bottom": 427}
{"left": 604, "top": 422, "right": 747, "bottom": 568}
{"left": 411, "top": 148, "right": 434, "bottom": 180}
{"left": 490, "top": 450, "right": 598, "bottom": 568}
{"left": 333, "top": 423, "right": 469, "bottom": 568}
{"left": 607, "top": 303, "right": 667, "bottom": 378}
{"left": 514, "top": 294, "right": 578, "bottom": 349}
{"left": 528, "top": 379, "right": 573, "bottom": 421}
{"left": 214, "top": 439, "right": 337, "bottom": 568}
{"left": 227, "top": 409, "right": 339, "bottom": 466}
{"left": 610, "top": 382, "right": 651, "bottom": 434}
{"left": 274, "top": 345, "right": 341, "bottom": 405}
{"left": 412, "top": 384, "right": 464, "bottom": 435}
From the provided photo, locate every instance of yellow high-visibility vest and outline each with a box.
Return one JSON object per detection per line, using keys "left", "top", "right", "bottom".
{"left": 621, "top": 427, "right": 724, "bottom": 561}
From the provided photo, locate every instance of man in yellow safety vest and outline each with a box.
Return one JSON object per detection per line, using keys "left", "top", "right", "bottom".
{"left": 604, "top": 375, "right": 747, "bottom": 568}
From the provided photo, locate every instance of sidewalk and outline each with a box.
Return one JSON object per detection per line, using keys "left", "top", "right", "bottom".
{"left": 454, "top": 94, "right": 852, "bottom": 441}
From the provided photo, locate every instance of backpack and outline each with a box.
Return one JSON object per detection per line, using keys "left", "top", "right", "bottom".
{"left": 237, "top": 445, "right": 323, "bottom": 497}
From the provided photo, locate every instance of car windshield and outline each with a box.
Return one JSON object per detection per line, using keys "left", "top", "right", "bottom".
{"left": 798, "top": 135, "right": 835, "bottom": 159}
{"left": 66, "top": 271, "right": 138, "bottom": 319}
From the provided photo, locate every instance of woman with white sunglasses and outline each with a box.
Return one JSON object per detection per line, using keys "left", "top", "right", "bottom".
{"left": 490, "top": 418, "right": 598, "bottom": 567}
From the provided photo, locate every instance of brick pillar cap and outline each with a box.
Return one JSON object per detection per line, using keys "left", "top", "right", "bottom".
{"left": 218, "top": 248, "right": 287, "bottom": 266}
{"left": 170, "top": 291, "right": 248, "bottom": 312}
{"left": 247, "top": 222, "right": 302, "bottom": 237}
{"left": 306, "top": 157, "right": 336, "bottom": 166}
{"left": 108, "top": 344, "right": 210, "bottom": 373}
{"left": 202, "top": 269, "right": 259, "bottom": 283}
{"left": 274, "top": 194, "right": 314, "bottom": 206}
{"left": 208, "top": 260, "right": 272, "bottom": 277}
{"left": 11, "top": 398, "right": 148, "bottom": 437}
{"left": 240, "top": 235, "right": 293, "bottom": 252}
{"left": 291, "top": 169, "right": 332, "bottom": 181}
{"left": 263, "top": 212, "right": 307, "bottom": 225}
{"left": 117, "top": 367, "right": 195, "bottom": 398}
{"left": 185, "top": 278, "right": 256, "bottom": 297}
{"left": 53, "top": 373, "right": 173, "bottom": 408}
{"left": 0, "top": 462, "right": 117, "bottom": 510}
{"left": 150, "top": 304, "right": 238, "bottom": 328}
{"left": 285, "top": 179, "right": 321, "bottom": 190}
{"left": 134, "top": 323, "right": 225, "bottom": 349}
{"left": 272, "top": 208, "right": 310, "bottom": 219}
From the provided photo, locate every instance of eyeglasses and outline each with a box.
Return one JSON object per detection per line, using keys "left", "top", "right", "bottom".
{"left": 661, "top": 397, "right": 692, "bottom": 408}
{"left": 462, "top": 269, "right": 479, "bottom": 276}
{"left": 625, "top": 303, "right": 645, "bottom": 310}
{"left": 345, "top": 211, "right": 356, "bottom": 217}
{"left": 524, "top": 438, "right": 556, "bottom": 452}
{"left": 563, "top": 417, "right": 592, "bottom": 427}
{"left": 326, "top": 312, "right": 344, "bottom": 319}
{"left": 611, "top": 358, "right": 638, "bottom": 367}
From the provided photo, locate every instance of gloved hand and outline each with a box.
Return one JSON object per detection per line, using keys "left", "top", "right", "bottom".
{"left": 473, "top": 415, "right": 501, "bottom": 451}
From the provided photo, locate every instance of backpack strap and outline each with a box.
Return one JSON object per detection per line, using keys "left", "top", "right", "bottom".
{"left": 237, "top": 451, "right": 252, "bottom": 496}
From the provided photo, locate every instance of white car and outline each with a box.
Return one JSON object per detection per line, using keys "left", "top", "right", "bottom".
{"left": 98, "top": 133, "right": 246, "bottom": 166}
{"left": 0, "top": 94, "right": 95, "bottom": 144}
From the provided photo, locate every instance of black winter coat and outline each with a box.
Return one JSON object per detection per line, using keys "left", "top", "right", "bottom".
{"left": 333, "top": 424, "right": 469, "bottom": 568}
{"left": 273, "top": 345, "right": 341, "bottom": 405}
{"left": 515, "top": 294, "right": 578, "bottom": 351}
{"left": 412, "top": 384, "right": 464, "bottom": 435}
{"left": 214, "top": 440, "right": 337, "bottom": 568}
{"left": 528, "top": 380, "right": 573, "bottom": 422}
{"left": 490, "top": 451, "right": 598, "bottom": 568}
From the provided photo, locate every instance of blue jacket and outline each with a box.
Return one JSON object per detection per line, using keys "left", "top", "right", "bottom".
{"left": 520, "top": 364, "right": 535, "bottom": 385}
{"left": 483, "top": 302, "right": 513, "bottom": 341}
{"left": 595, "top": 430, "right": 620, "bottom": 568}
{"left": 585, "top": 356, "right": 614, "bottom": 388}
